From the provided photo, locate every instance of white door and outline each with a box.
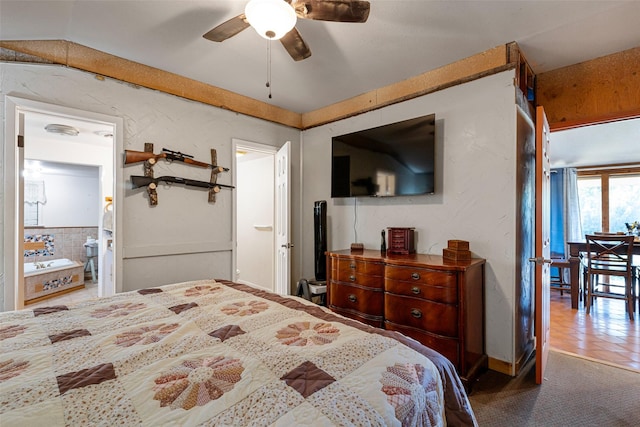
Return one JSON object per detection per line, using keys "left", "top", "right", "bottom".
{"left": 275, "top": 141, "right": 291, "bottom": 295}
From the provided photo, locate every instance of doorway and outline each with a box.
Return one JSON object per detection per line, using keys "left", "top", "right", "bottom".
{"left": 547, "top": 117, "right": 640, "bottom": 370}
{"left": 4, "top": 97, "right": 123, "bottom": 311}
{"left": 233, "top": 139, "right": 277, "bottom": 292}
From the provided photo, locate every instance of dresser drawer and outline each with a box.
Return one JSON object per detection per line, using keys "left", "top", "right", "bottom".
{"left": 337, "top": 259, "right": 384, "bottom": 276}
{"left": 385, "top": 321, "right": 460, "bottom": 368}
{"left": 385, "top": 279, "right": 458, "bottom": 303}
{"left": 329, "top": 281, "right": 384, "bottom": 317}
{"left": 336, "top": 271, "right": 383, "bottom": 288}
{"left": 385, "top": 265, "right": 456, "bottom": 287}
{"left": 331, "top": 306, "right": 383, "bottom": 328}
{"left": 384, "top": 293, "right": 458, "bottom": 337}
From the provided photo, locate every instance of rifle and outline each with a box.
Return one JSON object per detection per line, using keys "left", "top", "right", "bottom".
{"left": 124, "top": 148, "right": 229, "bottom": 172}
{"left": 130, "top": 175, "right": 234, "bottom": 192}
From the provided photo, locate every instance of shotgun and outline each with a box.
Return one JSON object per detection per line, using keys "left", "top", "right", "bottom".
{"left": 124, "top": 148, "right": 229, "bottom": 172}
{"left": 130, "top": 175, "right": 234, "bottom": 192}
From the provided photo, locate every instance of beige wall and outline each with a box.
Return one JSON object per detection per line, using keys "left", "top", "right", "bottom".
{"left": 301, "top": 70, "right": 521, "bottom": 367}
{"left": 1, "top": 62, "right": 302, "bottom": 308}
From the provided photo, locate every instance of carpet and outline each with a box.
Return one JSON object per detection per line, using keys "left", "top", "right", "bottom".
{"left": 468, "top": 350, "right": 640, "bottom": 426}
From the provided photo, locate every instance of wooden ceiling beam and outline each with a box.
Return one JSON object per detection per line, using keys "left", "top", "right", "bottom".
{"left": 0, "top": 40, "right": 303, "bottom": 129}
{"left": 536, "top": 46, "right": 640, "bottom": 130}
{"left": 301, "top": 44, "right": 513, "bottom": 129}
{"left": 2, "top": 40, "right": 517, "bottom": 130}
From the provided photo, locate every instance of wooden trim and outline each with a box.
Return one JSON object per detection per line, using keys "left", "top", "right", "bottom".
{"left": 301, "top": 44, "right": 513, "bottom": 129}
{"left": 488, "top": 356, "right": 513, "bottom": 376}
{"left": 578, "top": 165, "right": 640, "bottom": 176}
{"left": 2, "top": 40, "right": 515, "bottom": 130}
{"left": 537, "top": 46, "right": 640, "bottom": 130}
{"left": 24, "top": 284, "right": 86, "bottom": 305}
{"left": 548, "top": 109, "right": 640, "bottom": 132}
{"left": 24, "top": 241, "right": 45, "bottom": 251}
{"left": 0, "top": 40, "right": 302, "bottom": 129}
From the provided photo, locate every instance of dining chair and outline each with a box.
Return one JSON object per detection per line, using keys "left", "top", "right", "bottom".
{"left": 584, "top": 234, "right": 635, "bottom": 321}
{"left": 550, "top": 257, "right": 571, "bottom": 296}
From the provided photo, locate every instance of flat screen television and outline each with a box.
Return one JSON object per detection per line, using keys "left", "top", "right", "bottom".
{"left": 331, "top": 113, "right": 436, "bottom": 198}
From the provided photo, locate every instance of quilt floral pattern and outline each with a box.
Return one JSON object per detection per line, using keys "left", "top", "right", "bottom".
{"left": 153, "top": 356, "right": 244, "bottom": 410}
{"left": 0, "top": 279, "right": 475, "bottom": 426}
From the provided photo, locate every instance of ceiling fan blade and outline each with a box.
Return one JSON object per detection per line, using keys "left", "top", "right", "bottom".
{"left": 203, "top": 14, "right": 250, "bottom": 42}
{"left": 280, "top": 27, "right": 312, "bottom": 61}
{"left": 292, "top": 0, "right": 370, "bottom": 23}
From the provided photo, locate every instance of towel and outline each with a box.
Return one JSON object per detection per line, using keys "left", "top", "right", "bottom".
{"left": 25, "top": 180, "right": 46, "bottom": 204}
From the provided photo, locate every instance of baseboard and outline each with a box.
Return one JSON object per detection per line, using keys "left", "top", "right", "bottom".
{"left": 488, "top": 343, "right": 535, "bottom": 376}
{"left": 488, "top": 357, "right": 513, "bottom": 375}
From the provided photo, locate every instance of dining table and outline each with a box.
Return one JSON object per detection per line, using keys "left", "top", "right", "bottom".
{"left": 567, "top": 239, "right": 640, "bottom": 309}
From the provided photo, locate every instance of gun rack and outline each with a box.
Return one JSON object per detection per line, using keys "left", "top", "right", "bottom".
{"left": 209, "top": 148, "right": 218, "bottom": 203}
{"left": 125, "top": 142, "right": 231, "bottom": 206}
{"left": 143, "top": 142, "right": 158, "bottom": 206}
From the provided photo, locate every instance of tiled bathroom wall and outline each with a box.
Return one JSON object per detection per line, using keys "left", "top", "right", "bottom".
{"left": 24, "top": 227, "right": 99, "bottom": 265}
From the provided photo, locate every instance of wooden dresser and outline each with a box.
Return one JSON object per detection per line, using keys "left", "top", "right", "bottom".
{"left": 327, "top": 249, "right": 486, "bottom": 386}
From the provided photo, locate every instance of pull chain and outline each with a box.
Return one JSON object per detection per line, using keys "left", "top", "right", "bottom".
{"left": 266, "top": 39, "right": 272, "bottom": 99}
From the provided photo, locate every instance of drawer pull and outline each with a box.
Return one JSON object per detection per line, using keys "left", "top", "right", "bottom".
{"left": 348, "top": 294, "right": 357, "bottom": 303}
{"left": 411, "top": 272, "right": 420, "bottom": 280}
{"left": 410, "top": 308, "right": 422, "bottom": 318}
{"left": 411, "top": 286, "right": 420, "bottom": 295}
{"left": 350, "top": 263, "right": 356, "bottom": 269}
{"left": 349, "top": 275, "right": 356, "bottom": 281}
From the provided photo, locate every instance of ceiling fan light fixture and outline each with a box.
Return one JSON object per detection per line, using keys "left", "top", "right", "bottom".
{"left": 245, "top": 0, "right": 296, "bottom": 40}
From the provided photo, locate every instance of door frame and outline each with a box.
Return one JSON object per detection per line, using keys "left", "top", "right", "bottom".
{"left": 275, "top": 141, "right": 291, "bottom": 296}
{"left": 3, "top": 96, "right": 124, "bottom": 311}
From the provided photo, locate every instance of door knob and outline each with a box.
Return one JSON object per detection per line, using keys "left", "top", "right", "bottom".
{"left": 528, "top": 257, "right": 552, "bottom": 265}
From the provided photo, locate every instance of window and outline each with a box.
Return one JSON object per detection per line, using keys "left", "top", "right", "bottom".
{"left": 577, "top": 167, "right": 640, "bottom": 234}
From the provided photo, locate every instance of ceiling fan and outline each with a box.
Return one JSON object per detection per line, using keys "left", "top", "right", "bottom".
{"left": 203, "top": 0, "right": 371, "bottom": 61}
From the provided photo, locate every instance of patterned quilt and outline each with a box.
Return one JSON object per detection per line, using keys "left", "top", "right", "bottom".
{"left": 0, "top": 279, "right": 477, "bottom": 426}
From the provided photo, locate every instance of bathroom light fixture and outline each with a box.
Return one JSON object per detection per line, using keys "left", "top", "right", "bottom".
{"left": 94, "top": 130, "right": 113, "bottom": 138}
{"left": 245, "top": 0, "right": 297, "bottom": 40}
{"left": 44, "top": 124, "right": 79, "bottom": 136}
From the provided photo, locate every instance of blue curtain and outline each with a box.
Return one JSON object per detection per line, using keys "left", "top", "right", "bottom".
{"left": 550, "top": 169, "right": 565, "bottom": 258}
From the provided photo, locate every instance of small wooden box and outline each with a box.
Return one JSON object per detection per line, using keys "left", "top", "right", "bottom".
{"left": 387, "top": 227, "right": 415, "bottom": 255}
{"left": 447, "top": 240, "right": 469, "bottom": 251}
{"left": 443, "top": 248, "right": 471, "bottom": 261}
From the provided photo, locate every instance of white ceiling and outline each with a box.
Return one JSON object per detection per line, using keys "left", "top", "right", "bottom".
{"left": 3, "top": 0, "right": 639, "bottom": 167}
{"left": 2, "top": 0, "right": 639, "bottom": 113}
{"left": 24, "top": 110, "right": 114, "bottom": 149}
{"left": 549, "top": 117, "right": 640, "bottom": 169}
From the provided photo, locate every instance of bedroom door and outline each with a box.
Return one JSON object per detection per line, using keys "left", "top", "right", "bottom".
{"left": 275, "top": 141, "right": 291, "bottom": 295}
{"left": 534, "top": 105, "right": 552, "bottom": 384}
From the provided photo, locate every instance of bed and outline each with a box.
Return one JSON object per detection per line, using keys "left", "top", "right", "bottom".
{"left": 0, "top": 279, "right": 477, "bottom": 426}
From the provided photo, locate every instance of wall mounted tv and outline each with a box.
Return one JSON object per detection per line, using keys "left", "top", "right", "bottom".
{"left": 331, "top": 113, "right": 436, "bottom": 198}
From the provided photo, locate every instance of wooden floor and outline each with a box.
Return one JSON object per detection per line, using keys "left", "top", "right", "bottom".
{"left": 550, "top": 290, "right": 640, "bottom": 372}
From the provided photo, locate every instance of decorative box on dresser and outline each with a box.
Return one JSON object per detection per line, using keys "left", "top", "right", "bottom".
{"left": 327, "top": 249, "right": 487, "bottom": 388}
